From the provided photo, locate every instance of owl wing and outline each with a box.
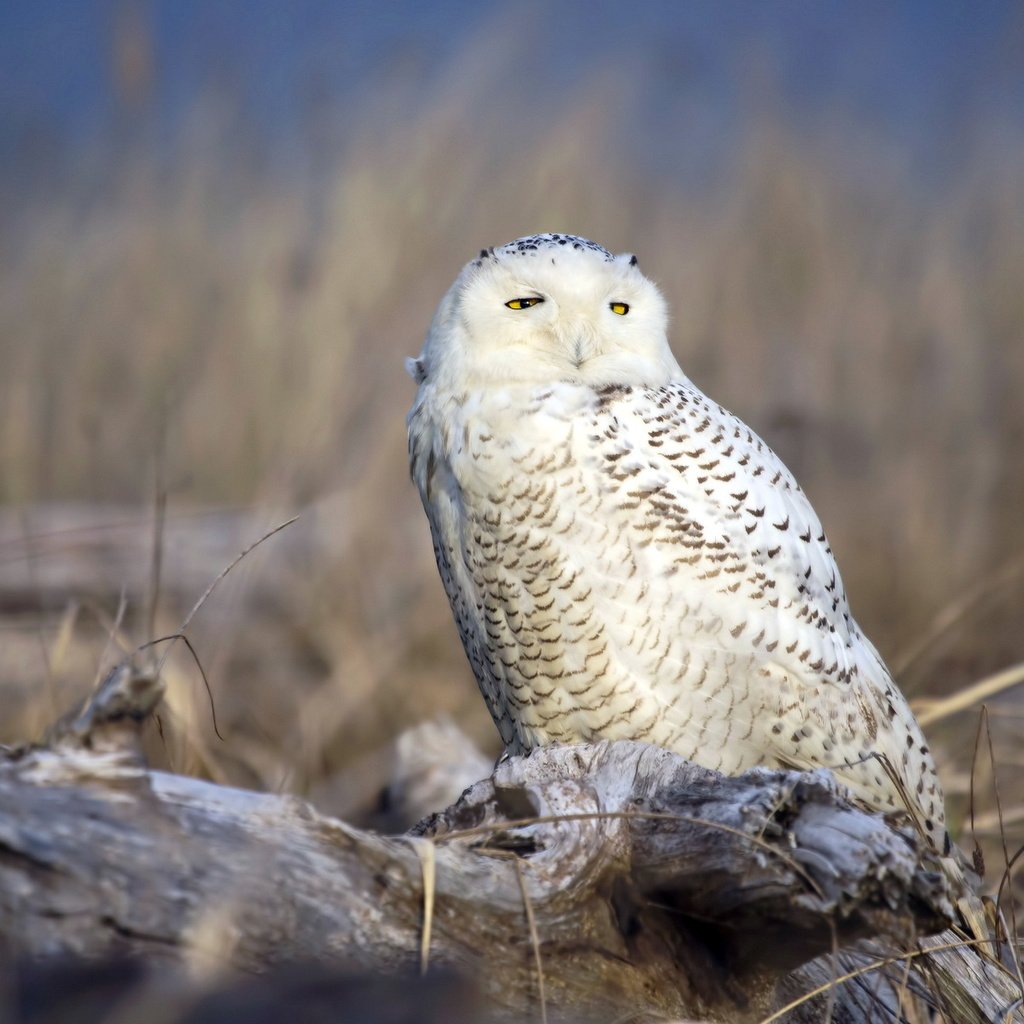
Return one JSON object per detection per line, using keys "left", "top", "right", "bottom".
{"left": 568, "top": 382, "right": 944, "bottom": 838}
{"left": 578, "top": 381, "right": 858, "bottom": 678}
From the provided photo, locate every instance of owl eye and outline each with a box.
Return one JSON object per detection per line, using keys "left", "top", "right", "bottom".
{"left": 609, "top": 301, "right": 630, "bottom": 315}
{"left": 505, "top": 297, "right": 544, "bottom": 310}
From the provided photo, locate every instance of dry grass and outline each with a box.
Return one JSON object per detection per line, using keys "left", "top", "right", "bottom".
{"left": 1, "top": 42, "right": 1023, "bottom": 921}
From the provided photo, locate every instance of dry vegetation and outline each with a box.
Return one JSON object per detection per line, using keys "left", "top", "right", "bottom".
{"left": 1, "top": 43, "right": 1023, "bottom": 920}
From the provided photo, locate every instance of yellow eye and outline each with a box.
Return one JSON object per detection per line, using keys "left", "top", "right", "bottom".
{"left": 505, "top": 297, "right": 543, "bottom": 310}
{"left": 609, "top": 301, "right": 630, "bottom": 315}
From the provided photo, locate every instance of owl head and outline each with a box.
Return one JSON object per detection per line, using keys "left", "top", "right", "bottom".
{"left": 408, "top": 234, "right": 682, "bottom": 392}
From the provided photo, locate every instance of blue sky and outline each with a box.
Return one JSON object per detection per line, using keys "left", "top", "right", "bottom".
{"left": 2, "top": 1, "right": 1022, "bottom": 182}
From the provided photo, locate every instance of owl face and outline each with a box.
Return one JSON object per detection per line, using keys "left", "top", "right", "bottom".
{"left": 411, "top": 234, "right": 682, "bottom": 392}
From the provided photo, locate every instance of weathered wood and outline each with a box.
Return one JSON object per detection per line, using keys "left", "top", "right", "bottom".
{"left": 0, "top": 502, "right": 325, "bottom": 612}
{"left": 0, "top": 664, "right": 1020, "bottom": 1023}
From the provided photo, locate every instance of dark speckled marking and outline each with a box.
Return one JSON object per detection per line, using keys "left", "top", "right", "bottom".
{"left": 492, "top": 233, "right": 615, "bottom": 262}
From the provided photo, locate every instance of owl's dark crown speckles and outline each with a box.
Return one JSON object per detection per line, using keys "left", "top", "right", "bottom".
{"left": 473, "top": 234, "right": 616, "bottom": 268}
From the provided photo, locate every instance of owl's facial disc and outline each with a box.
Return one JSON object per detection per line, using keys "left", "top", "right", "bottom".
{"left": 415, "top": 234, "right": 684, "bottom": 391}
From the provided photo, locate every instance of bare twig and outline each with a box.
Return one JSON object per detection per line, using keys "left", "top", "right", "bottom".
{"left": 145, "top": 423, "right": 168, "bottom": 645}
{"left": 914, "top": 663, "right": 1024, "bottom": 728}
{"left": 91, "top": 589, "right": 129, "bottom": 690}
{"left": 150, "top": 515, "right": 300, "bottom": 726}
{"left": 176, "top": 514, "right": 299, "bottom": 639}
{"left": 981, "top": 705, "right": 1024, "bottom": 995}
{"left": 893, "top": 556, "right": 1024, "bottom": 679}
{"left": 513, "top": 857, "right": 548, "bottom": 1024}
{"left": 139, "top": 633, "right": 224, "bottom": 741}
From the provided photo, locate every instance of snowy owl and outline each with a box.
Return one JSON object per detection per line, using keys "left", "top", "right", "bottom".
{"left": 406, "top": 232, "right": 948, "bottom": 854}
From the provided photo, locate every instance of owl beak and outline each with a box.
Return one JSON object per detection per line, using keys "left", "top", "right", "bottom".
{"left": 570, "top": 332, "right": 597, "bottom": 368}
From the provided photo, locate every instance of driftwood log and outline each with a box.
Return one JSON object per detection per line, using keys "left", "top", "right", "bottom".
{"left": 0, "top": 503, "right": 332, "bottom": 613}
{"left": 0, "top": 664, "right": 1021, "bottom": 1023}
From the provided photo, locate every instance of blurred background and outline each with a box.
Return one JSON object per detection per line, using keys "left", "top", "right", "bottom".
{"left": 1, "top": 0, "right": 1023, "bottom": 886}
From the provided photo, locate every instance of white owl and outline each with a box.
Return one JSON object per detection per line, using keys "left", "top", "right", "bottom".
{"left": 407, "top": 233, "right": 948, "bottom": 855}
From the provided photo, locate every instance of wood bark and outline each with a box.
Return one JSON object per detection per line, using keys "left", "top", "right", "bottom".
{"left": 0, "top": 663, "right": 1020, "bottom": 1023}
